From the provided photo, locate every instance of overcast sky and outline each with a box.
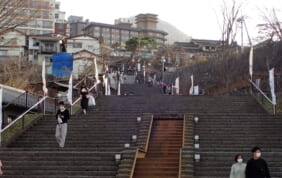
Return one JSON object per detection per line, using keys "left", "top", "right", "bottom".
{"left": 59, "top": 0, "right": 281, "bottom": 44}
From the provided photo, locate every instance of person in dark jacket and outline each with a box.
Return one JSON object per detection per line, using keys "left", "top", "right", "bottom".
{"left": 80, "top": 84, "right": 89, "bottom": 115}
{"left": 55, "top": 101, "right": 70, "bottom": 148}
{"left": 245, "top": 146, "right": 270, "bottom": 178}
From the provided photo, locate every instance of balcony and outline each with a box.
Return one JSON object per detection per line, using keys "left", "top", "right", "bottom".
{"left": 40, "top": 46, "right": 58, "bottom": 54}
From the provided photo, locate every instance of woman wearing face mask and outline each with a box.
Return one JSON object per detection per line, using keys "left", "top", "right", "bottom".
{"left": 230, "top": 154, "right": 246, "bottom": 178}
{"left": 80, "top": 84, "right": 89, "bottom": 115}
{"left": 245, "top": 146, "right": 270, "bottom": 178}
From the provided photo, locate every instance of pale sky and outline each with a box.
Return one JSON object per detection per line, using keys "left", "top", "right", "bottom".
{"left": 59, "top": 0, "right": 281, "bottom": 44}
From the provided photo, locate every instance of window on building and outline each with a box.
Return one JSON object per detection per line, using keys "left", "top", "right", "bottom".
{"left": 57, "top": 23, "right": 65, "bottom": 29}
{"left": 55, "top": 14, "right": 59, "bottom": 19}
{"left": 55, "top": 3, "right": 60, "bottom": 9}
{"left": 103, "top": 28, "right": 110, "bottom": 32}
{"left": 43, "top": 21, "right": 53, "bottom": 29}
{"left": 45, "top": 56, "right": 52, "bottom": 62}
{"left": 73, "top": 43, "right": 82, "bottom": 48}
{"left": 43, "top": 12, "right": 49, "bottom": 19}
{"left": 0, "top": 50, "right": 7, "bottom": 56}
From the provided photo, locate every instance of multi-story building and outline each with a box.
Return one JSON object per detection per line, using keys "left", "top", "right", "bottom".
{"left": 66, "top": 35, "right": 101, "bottom": 79}
{"left": 0, "top": 30, "right": 27, "bottom": 61}
{"left": 14, "top": 0, "right": 65, "bottom": 35}
{"left": 68, "top": 16, "right": 90, "bottom": 37}
{"left": 28, "top": 33, "right": 61, "bottom": 65}
{"left": 172, "top": 39, "right": 221, "bottom": 66}
{"left": 83, "top": 14, "right": 168, "bottom": 49}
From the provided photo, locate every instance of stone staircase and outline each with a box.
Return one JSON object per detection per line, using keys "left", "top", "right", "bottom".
{"left": 2, "top": 84, "right": 281, "bottom": 178}
{"left": 133, "top": 119, "right": 183, "bottom": 178}
{"left": 181, "top": 113, "right": 282, "bottom": 178}
{"left": 0, "top": 111, "right": 141, "bottom": 177}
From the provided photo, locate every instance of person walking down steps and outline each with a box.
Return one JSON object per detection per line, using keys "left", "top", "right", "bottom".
{"left": 80, "top": 84, "right": 89, "bottom": 115}
{"left": 55, "top": 101, "right": 70, "bottom": 148}
{"left": 246, "top": 146, "right": 270, "bottom": 178}
{"left": 230, "top": 154, "right": 246, "bottom": 178}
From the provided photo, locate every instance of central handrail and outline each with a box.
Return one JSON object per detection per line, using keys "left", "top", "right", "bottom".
{"left": 71, "top": 81, "right": 101, "bottom": 106}
{"left": 249, "top": 79, "right": 276, "bottom": 114}
{"left": 1, "top": 96, "right": 48, "bottom": 133}
{"left": 249, "top": 79, "right": 274, "bottom": 104}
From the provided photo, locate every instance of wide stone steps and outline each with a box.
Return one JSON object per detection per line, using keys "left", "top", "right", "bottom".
{"left": 0, "top": 151, "right": 118, "bottom": 177}
{"left": 2, "top": 110, "right": 143, "bottom": 178}
{"left": 191, "top": 113, "right": 282, "bottom": 178}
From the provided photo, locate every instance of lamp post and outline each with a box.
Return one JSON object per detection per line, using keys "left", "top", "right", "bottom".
{"left": 161, "top": 56, "right": 166, "bottom": 82}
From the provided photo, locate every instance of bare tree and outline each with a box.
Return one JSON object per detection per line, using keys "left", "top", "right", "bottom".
{"left": 217, "top": 0, "right": 243, "bottom": 47}
{"left": 257, "top": 8, "right": 282, "bottom": 41}
{"left": 0, "top": 0, "right": 48, "bottom": 35}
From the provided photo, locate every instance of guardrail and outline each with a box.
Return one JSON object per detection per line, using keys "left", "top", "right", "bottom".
{"left": 0, "top": 96, "right": 49, "bottom": 146}
{"left": 249, "top": 79, "right": 276, "bottom": 115}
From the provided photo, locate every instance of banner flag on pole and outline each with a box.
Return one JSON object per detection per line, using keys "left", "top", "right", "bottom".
{"left": 175, "top": 77, "right": 180, "bottom": 95}
{"left": 108, "top": 84, "right": 111, "bottom": 96}
{"left": 67, "top": 73, "right": 73, "bottom": 105}
{"left": 249, "top": 46, "right": 253, "bottom": 80}
{"left": 94, "top": 58, "right": 99, "bottom": 83}
{"left": 42, "top": 60, "right": 48, "bottom": 95}
{"left": 0, "top": 87, "right": 3, "bottom": 132}
{"left": 194, "top": 85, "right": 199, "bottom": 95}
{"left": 103, "top": 75, "right": 108, "bottom": 95}
{"left": 269, "top": 68, "right": 276, "bottom": 105}
{"left": 117, "top": 81, "right": 121, "bottom": 96}
{"left": 189, "top": 75, "right": 194, "bottom": 95}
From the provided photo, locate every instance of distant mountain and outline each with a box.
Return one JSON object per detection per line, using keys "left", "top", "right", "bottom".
{"left": 157, "top": 20, "right": 191, "bottom": 44}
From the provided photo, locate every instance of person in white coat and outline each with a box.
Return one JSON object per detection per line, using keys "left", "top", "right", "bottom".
{"left": 230, "top": 154, "right": 247, "bottom": 178}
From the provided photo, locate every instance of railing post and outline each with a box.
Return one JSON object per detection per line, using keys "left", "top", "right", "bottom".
{"left": 70, "top": 106, "right": 72, "bottom": 116}
{"left": 54, "top": 98, "right": 57, "bottom": 113}
{"left": 43, "top": 99, "right": 46, "bottom": 119}
{"left": 25, "top": 91, "right": 28, "bottom": 109}
{"left": 22, "top": 116, "right": 25, "bottom": 130}
{"left": 274, "top": 104, "right": 276, "bottom": 115}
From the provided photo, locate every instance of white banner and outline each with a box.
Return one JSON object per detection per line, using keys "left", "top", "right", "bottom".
{"left": 104, "top": 76, "right": 107, "bottom": 95}
{"left": 107, "top": 83, "right": 111, "bottom": 96}
{"left": 94, "top": 58, "right": 99, "bottom": 82}
{"left": 189, "top": 75, "right": 194, "bottom": 95}
{"left": 0, "top": 88, "right": 3, "bottom": 132}
{"left": 67, "top": 73, "right": 73, "bottom": 105}
{"left": 137, "top": 63, "right": 141, "bottom": 72}
{"left": 175, "top": 77, "right": 180, "bottom": 95}
{"left": 42, "top": 60, "right": 48, "bottom": 95}
{"left": 249, "top": 46, "right": 253, "bottom": 80}
{"left": 117, "top": 81, "right": 121, "bottom": 96}
{"left": 269, "top": 68, "right": 276, "bottom": 105}
{"left": 194, "top": 85, "right": 199, "bottom": 95}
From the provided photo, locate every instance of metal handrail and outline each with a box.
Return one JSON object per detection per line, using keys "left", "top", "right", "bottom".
{"left": 178, "top": 148, "right": 182, "bottom": 178}
{"left": 71, "top": 81, "right": 101, "bottom": 106}
{"left": 3, "top": 91, "right": 27, "bottom": 108}
{"left": 249, "top": 79, "right": 276, "bottom": 114}
{"left": 1, "top": 96, "right": 48, "bottom": 133}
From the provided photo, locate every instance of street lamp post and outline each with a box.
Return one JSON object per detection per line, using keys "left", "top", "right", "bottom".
{"left": 161, "top": 56, "right": 166, "bottom": 83}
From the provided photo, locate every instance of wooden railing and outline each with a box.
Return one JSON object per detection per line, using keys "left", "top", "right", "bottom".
{"left": 144, "top": 114, "right": 154, "bottom": 153}
{"left": 130, "top": 149, "right": 139, "bottom": 178}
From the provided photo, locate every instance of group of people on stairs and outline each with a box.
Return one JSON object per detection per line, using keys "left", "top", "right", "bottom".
{"left": 230, "top": 146, "right": 270, "bottom": 178}
{"left": 55, "top": 83, "right": 95, "bottom": 148}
